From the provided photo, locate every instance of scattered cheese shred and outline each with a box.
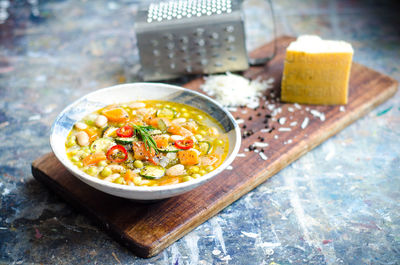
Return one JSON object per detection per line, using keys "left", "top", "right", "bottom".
{"left": 301, "top": 117, "right": 310, "bottom": 129}
{"left": 201, "top": 72, "right": 274, "bottom": 108}
{"left": 253, "top": 142, "right": 269, "bottom": 148}
{"left": 259, "top": 152, "right": 268, "bottom": 160}
{"left": 310, "top": 109, "right": 326, "bottom": 121}
{"left": 278, "top": 127, "right": 291, "bottom": 132}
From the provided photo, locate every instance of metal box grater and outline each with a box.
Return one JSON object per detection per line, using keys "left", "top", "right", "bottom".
{"left": 135, "top": 0, "right": 249, "bottom": 81}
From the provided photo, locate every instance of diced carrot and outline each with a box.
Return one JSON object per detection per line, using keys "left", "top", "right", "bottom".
{"left": 82, "top": 152, "right": 106, "bottom": 166}
{"left": 178, "top": 149, "right": 199, "bottom": 165}
{"left": 146, "top": 117, "right": 171, "bottom": 128}
{"left": 167, "top": 125, "right": 193, "bottom": 138}
{"left": 144, "top": 114, "right": 157, "bottom": 126}
{"left": 84, "top": 127, "right": 99, "bottom": 143}
{"left": 158, "top": 177, "right": 180, "bottom": 186}
{"left": 102, "top": 107, "right": 129, "bottom": 123}
{"left": 132, "top": 141, "right": 156, "bottom": 160}
{"left": 124, "top": 169, "right": 137, "bottom": 182}
{"left": 200, "top": 154, "right": 220, "bottom": 166}
{"left": 153, "top": 134, "right": 169, "bottom": 149}
{"left": 128, "top": 116, "right": 143, "bottom": 125}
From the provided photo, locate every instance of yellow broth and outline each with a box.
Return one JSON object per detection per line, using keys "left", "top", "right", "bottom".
{"left": 65, "top": 100, "right": 229, "bottom": 186}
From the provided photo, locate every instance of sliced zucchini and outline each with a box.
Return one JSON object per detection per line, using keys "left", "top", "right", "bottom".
{"left": 140, "top": 165, "right": 165, "bottom": 179}
{"left": 198, "top": 141, "right": 212, "bottom": 155}
{"left": 90, "top": 138, "right": 115, "bottom": 153}
{"left": 115, "top": 136, "right": 138, "bottom": 145}
{"left": 149, "top": 129, "right": 163, "bottom": 135}
{"left": 158, "top": 144, "right": 180, "bottom": 153}
{"left": 157, "top": 107, "right": 175, "bottom": 119}
{"left": 157, "top": 119, "right": 168, "bottom": 132}
{"left": 102, "top": 126, "right": 118, "bottom": 137}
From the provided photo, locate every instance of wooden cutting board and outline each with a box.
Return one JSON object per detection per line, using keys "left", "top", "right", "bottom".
{"left": 31, "top": 36, "right": 398, "bottom": 258}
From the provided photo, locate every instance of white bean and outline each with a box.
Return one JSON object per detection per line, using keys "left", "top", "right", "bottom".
{"left": 95, "top": 115, "right": 108, "bottom": 128}
{"left": 129, "top": 102, "right": 146, "bottom": 109}
{"left": 172, "top": 118, "right": 186, "bottom": 125}
{"left": 75, "top": 131, "right": 89, "bottom": 146}
{"left": 106, "top": 165, "right": 125, "bottom": 172}
{"left": 103, "top": 173, "right": 120, "bottom": 182}
{"left": 74, "top": 122, "right": 87, "bottom": 130}
{"left": 170, "top": 135, "right": 184, "bottom": 142}
{"left": 166, "top": 164, "right": 186, "bottom": 176}
{"left": 209, "top": 127, "right": 219, "bottom": 137}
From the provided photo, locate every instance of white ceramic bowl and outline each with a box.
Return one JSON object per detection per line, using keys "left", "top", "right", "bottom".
{"left": 50, "top": 83, "right": 241, "bottom": 200}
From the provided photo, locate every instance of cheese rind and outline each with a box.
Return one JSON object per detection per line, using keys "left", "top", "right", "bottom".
{"left": 281, "top": 35, "right": 353, "bottom": 105}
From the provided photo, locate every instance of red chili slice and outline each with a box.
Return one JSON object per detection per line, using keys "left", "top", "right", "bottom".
{"left": 174, "top": 139, "right": 194, "bottom": 150}
{"left": 106, "top": 145, "right": 128, "bottom": 163}
{"left": 116, "top": 125, "right": 134, "bottom": 138}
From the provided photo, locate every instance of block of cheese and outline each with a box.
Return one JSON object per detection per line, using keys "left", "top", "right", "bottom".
{"left": 281, "top": 35, "right": 353, "bottom": 105}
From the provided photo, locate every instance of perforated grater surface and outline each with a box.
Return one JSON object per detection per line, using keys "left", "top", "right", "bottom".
{"left": 135, "top": 0, "right": 249, "bottom": 81}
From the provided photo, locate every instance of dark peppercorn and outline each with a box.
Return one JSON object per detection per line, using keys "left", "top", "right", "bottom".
{"left": 257, "top": 113, "right": 261, "bottom": 117}
{"left": 248, "top": 145, "right": 257, "bottom": 151}
{"left": 263, "top": 120, "right": 268, "bottom": 124}
{"left": 261, "top": 149, "right": 264, "bottom": 153}
{"left": 261, "top": 106, "right": 265, "bottom": 109}
{"left": 248, "top": 116, "right": 252, "bottom": 121}
{"left": 265, "top": 125, "right": 269, "bottom": 128}
{"left": 243, "top": 124, "right": 247, "bottom": 129}
{"left": 265, "top": 114, "right": 272, "bottom": 118}
{"left": 260, "top": 137, "right": 264, "bottom": 142}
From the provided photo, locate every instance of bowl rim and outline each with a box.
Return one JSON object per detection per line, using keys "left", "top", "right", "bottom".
{"left": 50, "top": 82, "right": 241, "bottom": 193}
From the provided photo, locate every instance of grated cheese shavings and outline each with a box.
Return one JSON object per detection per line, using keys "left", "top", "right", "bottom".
{"left": 201, "top": 72, "right": 274, "bottom": 108}
{"left": 278, "top": 127, "right": 291, "bottom": 132}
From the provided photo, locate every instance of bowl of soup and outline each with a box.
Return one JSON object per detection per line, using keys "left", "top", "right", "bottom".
{"left": 50, "top": 83, "right": 241, "bottom": 200}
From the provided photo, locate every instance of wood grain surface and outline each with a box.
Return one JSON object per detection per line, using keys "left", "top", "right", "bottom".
{"left": 31, "top": 36, "right": 398, "bottom": 258}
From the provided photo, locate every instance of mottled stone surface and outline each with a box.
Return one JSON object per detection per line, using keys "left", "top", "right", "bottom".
{"left": 0, "top": 0, "right": 399, "bottom": 264}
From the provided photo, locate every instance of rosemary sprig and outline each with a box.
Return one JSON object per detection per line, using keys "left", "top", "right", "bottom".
{"left": 132, "top": 124, "right": 159, "bottom": 154}
{"left": 132, "top": 124, "right": 179, "bottom": 154}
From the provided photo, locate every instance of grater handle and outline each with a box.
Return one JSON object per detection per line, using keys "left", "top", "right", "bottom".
{"left": 248, "top": 0, "right": 277, "bottom": 66}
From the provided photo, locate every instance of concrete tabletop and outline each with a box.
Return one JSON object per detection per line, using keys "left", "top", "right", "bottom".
{"left": 0, "top": 0, "right": 399, "bottom": 264}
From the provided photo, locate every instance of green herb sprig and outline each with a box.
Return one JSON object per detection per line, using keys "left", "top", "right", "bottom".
{"left": 132, "top": 124, "right": 179, "bottom": 154}
{"left": 132, "top": 124, "right": 159, "bottom": 154}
